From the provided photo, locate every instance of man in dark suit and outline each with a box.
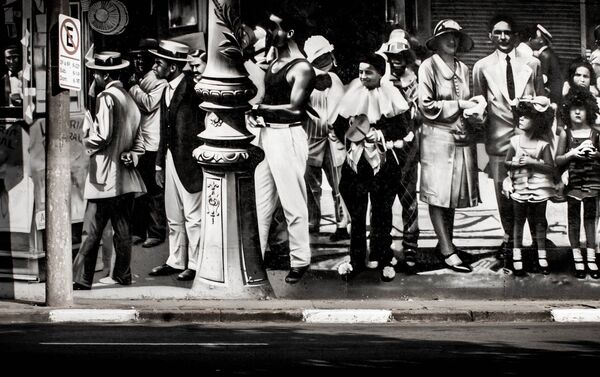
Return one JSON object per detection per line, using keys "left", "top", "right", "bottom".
{"left": 1, "top": 45, "right": 23, "bottom": 107}
{"left": 530, "top": 24, "right": 563, "bottom": 104}
{"left": 148, "top": 40, "right": 205, "bottom": 281}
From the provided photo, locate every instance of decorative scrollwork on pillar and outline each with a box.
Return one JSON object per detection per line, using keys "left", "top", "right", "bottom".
{"left": 206, "top": 179, "right": 222, "bottom": 225}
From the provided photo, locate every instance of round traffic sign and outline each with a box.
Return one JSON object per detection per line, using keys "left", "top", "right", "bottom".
{"left": 59, "top": 17, "right": 80, "bottom": 56}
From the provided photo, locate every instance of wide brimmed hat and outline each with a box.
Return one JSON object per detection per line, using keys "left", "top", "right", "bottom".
{"left": 85, "top": 51, "right": 129, "bottom": 70}
{"left": 149, "top": 40, "right": 191, "bottom": 62}
{"left": 345, "top": 115, "right": 371, "bottom": 143}
{"left": 129, "top": 38, "right": 159, "bottom": 54}
{"left": 512, "top": 95, "right": 551, "bottom": 115}
{"left": 426, "top": 19, "right": 474, "bottom": 53}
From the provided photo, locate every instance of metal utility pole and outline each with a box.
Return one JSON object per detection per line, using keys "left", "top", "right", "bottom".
{"left": 191, "top": 0, "right": 274, "bottom": 298}
{"left": 45, "top": 0, "right": 73, "bottom": 306}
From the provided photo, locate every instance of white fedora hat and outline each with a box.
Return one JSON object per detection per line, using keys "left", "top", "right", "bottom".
{"left": 149, "top": 40, "right": 191, "bottom": 62}
{"left": 85, "top": 51, "right": 130, "bottom": 70}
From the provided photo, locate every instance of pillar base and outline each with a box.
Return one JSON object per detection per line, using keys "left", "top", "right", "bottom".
{"left": 190, "top": 154, "right": 275, "bottom": 299}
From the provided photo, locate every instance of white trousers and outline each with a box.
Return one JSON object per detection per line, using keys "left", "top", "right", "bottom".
{"left": 164, "top": 150, "right": 202, "bottom": 270}
{"left": 255, "top": 126, "right": 311, "bottom": 268}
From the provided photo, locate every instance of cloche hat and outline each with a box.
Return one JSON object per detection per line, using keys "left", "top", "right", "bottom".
{"left": 426, "top": 19, "right": 474, "bottom": 53}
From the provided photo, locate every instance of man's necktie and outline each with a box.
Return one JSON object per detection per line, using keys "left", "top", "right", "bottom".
{"left": 506, "top": 55, "right": 515, "bottom": 100}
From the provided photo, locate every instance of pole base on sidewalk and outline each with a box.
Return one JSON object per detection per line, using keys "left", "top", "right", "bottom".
{"left": 189, "top": 277, "right": 275, "bottom": 300}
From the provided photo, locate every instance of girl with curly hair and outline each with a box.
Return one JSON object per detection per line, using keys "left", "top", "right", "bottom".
{"left": 562, "top": 58, "right": 600, "bottom": 97}
{"left": 556, "top": 87, "right": 600, "bottom": 279}
{"left": 504, "top": 96, "right": 556, "bottom": 276}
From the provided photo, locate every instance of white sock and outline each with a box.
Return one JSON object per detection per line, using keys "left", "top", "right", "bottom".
{"left": 573, "top": 248, "right": 584, "bottom": 270}
{"left": 587, "top": 248, "right": 598, "bottom": 271}
{"left": 538, "top": 249, "right": 548, "bottom": 267}
{"left": 513, "top": 248, "right": 523, "bottom": 270}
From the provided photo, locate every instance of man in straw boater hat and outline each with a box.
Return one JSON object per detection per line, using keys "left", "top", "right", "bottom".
{"left": 73, "top": 51, "right": 145, "bottom": 290}
{"left": 128, "top": 38, "right": 169, "bottom": 249}
{"left": 128, "top": 38, "right": 159, "bottom": 89}
{"left": 147, "top": 40, "right": 205, "bottom": 282}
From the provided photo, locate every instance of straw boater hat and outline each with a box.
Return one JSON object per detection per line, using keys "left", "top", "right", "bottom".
{"left": 425, "top": 19, "right": 474, "bottom": 52}
{"left": 149, "top": 40, "right": 191, "bottom": 62}
{"left": 85, "top": 51, "right": 129, "bottom": 70}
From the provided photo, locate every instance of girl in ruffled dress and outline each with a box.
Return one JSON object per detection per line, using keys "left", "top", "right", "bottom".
{"left": 555, "top": 88, "right": 600, "bottom": 279}
{"left": 504, "top": 96, "right": 556, "bottom": 276}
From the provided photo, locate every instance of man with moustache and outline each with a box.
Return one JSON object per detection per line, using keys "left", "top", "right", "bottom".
{"left": 473, "top": 15, "right": 544, "bottom": 259}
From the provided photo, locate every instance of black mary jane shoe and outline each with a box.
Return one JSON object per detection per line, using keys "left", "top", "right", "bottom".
{"left": 574, "top": 262, "right": 586, "bottom": 279}
{"left": 512, "top": 258, "right": 526, "bottom": 277}
{"left": 443, "top": 252, "right": 472, "bottom": 273}
{"left": 537, "top": 258, "right": 550, "bottom": 275}
{"left": 588, "top": 262, "right": 600, "bottom": 280}
{"left": 403, "top": 249, "right": 418, "bottom": 274}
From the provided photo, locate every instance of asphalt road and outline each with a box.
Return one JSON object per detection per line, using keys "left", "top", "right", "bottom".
{"left": 2, "top": 322, "right": 599, "bottom": 375}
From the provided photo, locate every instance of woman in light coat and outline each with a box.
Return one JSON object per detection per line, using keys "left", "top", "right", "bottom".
{"left": 418, "top": 19, "right": 485, "bottom": 273}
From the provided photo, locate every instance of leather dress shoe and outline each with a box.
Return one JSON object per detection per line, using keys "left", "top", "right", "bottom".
{"left": 329, "top": 228, "right": 350, "bottom": 242}
{"left": 403, "top": 248, "right": 418, "bottom": 274}
{"left": 149, "top": 264, "right": 182, "bottom": 276}
{"left": 285, "top": 265, "right": 309, "bottom": 284}
{"left": 132, "top": 235, "right": 145, "bottom": 245}
{"left": 73, "top": 282, "right": 91, "bottom": 290}
{"left": 177, "top": 269, "right": 196, "bottom": 281}
{"left": 442, "top": 252, "right": 472, "bottom": 273}
{"left": 142, "top": 238, "right": 164, "bottom": 248}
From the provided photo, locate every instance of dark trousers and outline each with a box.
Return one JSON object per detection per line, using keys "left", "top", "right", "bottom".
{"left": 132, "top": 152, "right": 166, "bottom": 241}
{"left": 389, "top": 149, "right": 419, "bottom": 250}
{"left": 339, "top": 156, "right": 396, "bottom": 267}
{"left": 512, "top": 200, "right": 548, "bottom": 250}
{"left": 567, "top": 196, "right": 598, "bottom": 249}
{"left": 73, "top": 194, "right": 135, "bottom": 287}
{"left": 494, "top": 181, "right": 515, "bottom": 243}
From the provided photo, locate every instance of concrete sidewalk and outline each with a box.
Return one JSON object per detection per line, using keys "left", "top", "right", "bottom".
{"left": 1, "top": 298, "right": 600, "bottom": 324}
{"left": 2, "top": 174, "right": 598, "bottom": 324}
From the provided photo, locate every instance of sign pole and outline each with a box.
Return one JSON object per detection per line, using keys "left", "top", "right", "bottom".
{"left": 45, "top": 0, "right": 73, "bottom": 307}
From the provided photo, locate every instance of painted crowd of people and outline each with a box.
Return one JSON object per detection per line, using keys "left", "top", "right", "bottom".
{"left": 71, "top": 10, "right": 600, "bottom": 290}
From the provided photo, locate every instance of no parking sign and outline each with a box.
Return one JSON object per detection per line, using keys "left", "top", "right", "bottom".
{"left": 58, "top": 14, "right": 81, "bottom": 91}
